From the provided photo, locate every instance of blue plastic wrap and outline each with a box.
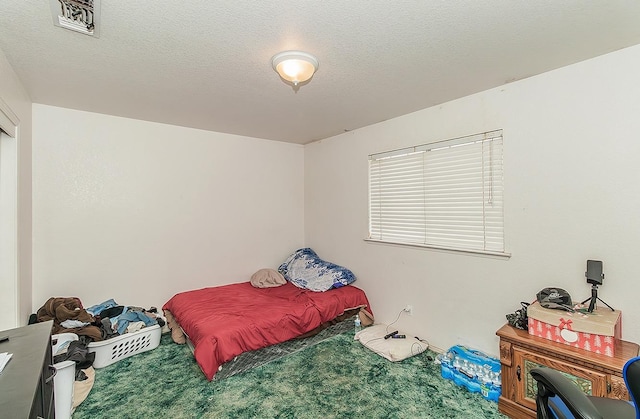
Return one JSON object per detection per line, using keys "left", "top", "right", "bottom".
{"left": 439, "top": 345, "right": 502, "bottom": 402}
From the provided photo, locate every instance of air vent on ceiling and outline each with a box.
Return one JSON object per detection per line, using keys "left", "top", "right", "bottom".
{"left": 50, "top": 0, "right": 101, "bottom": 37}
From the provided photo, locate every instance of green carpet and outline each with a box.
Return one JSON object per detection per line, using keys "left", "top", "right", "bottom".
{"left": 73, "top": 332, "right": 507, "bottom": 418}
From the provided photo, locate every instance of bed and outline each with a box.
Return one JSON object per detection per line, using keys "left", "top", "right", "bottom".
{"left": 163, "top": 249, "right": 372, "bottom": 381}
{"left": 163, "top": 281, "right": 372, "bottom": 380}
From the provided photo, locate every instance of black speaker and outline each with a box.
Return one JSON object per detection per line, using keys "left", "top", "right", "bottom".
{"left": 585, "top": 260, "right": 604, "bottom": 285}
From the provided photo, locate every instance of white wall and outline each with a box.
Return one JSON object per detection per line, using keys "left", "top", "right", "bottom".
{"left": 305, "top": 44, "right": 640, "bottom": 355}
{"left": 0, "top": 48, "right": 32, "bottom": 328}
{"left": 32, "top": 105, "right": 304, "bottom": 310}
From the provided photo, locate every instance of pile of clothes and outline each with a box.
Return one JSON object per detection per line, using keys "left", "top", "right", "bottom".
{"left": 34, "top": 297, "right": 166, "bottom": 342}
{"left": 85, "top": 298, "right": 166, "bottom": 339}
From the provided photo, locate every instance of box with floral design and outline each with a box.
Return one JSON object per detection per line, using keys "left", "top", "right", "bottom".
{"left": 527, "top": 301, "right": 622, "bottom": 356}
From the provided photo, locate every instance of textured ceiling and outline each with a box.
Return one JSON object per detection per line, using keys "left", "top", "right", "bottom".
{"left": 1, "top": 1, "right": 640, "bottom": 144}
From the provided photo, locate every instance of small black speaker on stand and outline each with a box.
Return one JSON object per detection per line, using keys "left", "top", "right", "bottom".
{"left": 581, "top": 260, "right": 614, "bottom": 313}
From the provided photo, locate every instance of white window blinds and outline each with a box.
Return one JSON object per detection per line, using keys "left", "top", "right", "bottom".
{"left": 368, "top": 130, "right": 505, "bottom": 255}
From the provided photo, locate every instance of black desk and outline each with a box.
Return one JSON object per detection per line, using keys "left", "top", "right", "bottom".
{"left": 0, "top": 320, "right": 55, "bottom": 419}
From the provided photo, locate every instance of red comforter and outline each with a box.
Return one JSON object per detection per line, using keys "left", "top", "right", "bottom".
{"left": 163, "top": 281, "right": 371, "bottom": 380}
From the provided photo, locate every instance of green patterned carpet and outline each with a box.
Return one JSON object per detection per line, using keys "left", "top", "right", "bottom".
{"left": 73, "top": 331, "right": 507, "bottom": 418}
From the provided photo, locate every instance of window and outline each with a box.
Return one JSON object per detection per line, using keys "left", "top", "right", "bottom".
{"left": 367, "top": 130, "right": 506, "bottom": 256}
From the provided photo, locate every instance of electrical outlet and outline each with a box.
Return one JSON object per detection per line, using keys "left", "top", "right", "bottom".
{"left": 404, "top": 304, "right": 413, "bottom": 315}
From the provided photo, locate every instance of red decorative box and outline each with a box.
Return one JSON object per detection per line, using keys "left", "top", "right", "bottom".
{"left": 527, "top": 301, "right": 622, "bottom": 356}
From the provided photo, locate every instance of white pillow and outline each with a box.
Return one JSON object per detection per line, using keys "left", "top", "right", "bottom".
{"left": 355, "top": 324, "right": 428, "bottom": 362}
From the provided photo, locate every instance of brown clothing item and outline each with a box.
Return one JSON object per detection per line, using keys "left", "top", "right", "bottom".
{"left": 163, "top": 309, "right": 186, "bottom": 344}
{"left": 36, "top": 297, "right": 103, "bottom": 341}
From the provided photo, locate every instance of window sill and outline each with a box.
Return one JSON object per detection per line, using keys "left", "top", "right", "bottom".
{"left": 363, "top": 238, "right": 511, "bottom": 259}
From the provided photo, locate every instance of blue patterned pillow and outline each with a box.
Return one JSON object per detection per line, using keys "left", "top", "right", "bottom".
{"left": 278, "top": 248, "right": 357, "bottom": 292}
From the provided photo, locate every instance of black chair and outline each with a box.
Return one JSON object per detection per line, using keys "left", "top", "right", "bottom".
{"left": 530, "top": 356, "right": 640, "bottom": 419}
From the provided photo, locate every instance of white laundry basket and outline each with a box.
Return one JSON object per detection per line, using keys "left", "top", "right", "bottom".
{"left": 51, "top": 333, "right": 79, "bottom": 419}
{"left": 88, "top": 324, "right": 161, "bottom": 368}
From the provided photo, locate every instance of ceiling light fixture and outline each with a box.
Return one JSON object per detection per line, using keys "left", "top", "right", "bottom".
{"left": 271, "top": 51, "right": 318, "bottom": 89}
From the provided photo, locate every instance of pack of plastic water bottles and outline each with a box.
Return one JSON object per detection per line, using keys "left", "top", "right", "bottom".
{"left": 438, "top": 345, "right": 502, "bottom": 402}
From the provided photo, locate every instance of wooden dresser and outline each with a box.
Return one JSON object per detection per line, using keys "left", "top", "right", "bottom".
{"left": 0, "top": 321, "right": 55, "bottom": 419}
{"left": 496, "top": 323, "right": 639, "bottom": 418}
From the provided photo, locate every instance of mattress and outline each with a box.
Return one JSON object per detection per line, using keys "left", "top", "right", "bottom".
{"left": 163, "top": 281, "right": 371, "bottom": 380}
